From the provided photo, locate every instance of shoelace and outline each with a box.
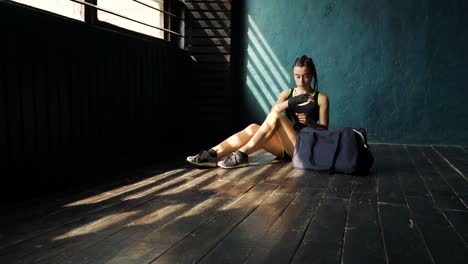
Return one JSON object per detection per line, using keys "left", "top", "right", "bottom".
{"left": 225, "top": 152, "right": 239, "bottom": 166}
{"left": 194, "top": 150, "right": 209, "bottom": 162}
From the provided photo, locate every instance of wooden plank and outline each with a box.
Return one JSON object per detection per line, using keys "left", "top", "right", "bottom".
{"left": 2, "top": 167, "right": 217, "bottom": 263}
{"left": 443, "top": 209, "right": 468, "bottom": 245}
{"left": 291, "top": 198, "right": 348, "bottom": 263}
{"left": 285, "top": 169, "right": 332, "bottom": 192}
{"left": 115, "top": 183, "right": 278, "bottom": 264}
{"left": 399, "top": 145, "right": 431, "bottom": 198}
{"left": 407, "top": 146, "right": 467, "bottom": 210}
{"left": 353, "top": 145, "right": 377, "bottom": 194}
{"left": 406, "top": 196, "right": 468, "bottom": 264}
{"left": 421, "top": 146, "right": 468, "bottom": 207}
{"left": 198, "top": 191, "right": 296, "bottom": 263}
{"left": 353, "top": 173, "right": 377, "bottom": 194}
{"left": 212, "top": 154, "right": 280, "bottom": 184}
{"left": 198, "top": 161, "right": 308, "bottom": 263}
{"left": 0, "top": 164, "right": 188, "bottom": 226}
{"left": 263, "top": 162, "right": 296, "bottom": 184}
{"left": 433, "top": 146, "right": 468, "bottom": 181}
{"left": 341, "top": 192, "right": 386, "bottom": 264}
{"left": 1, "top": 169, "right": 190, "bottom": 228}
{"left": 374, "top": 144, "right": 406, "bottom": 205}
{"left": 243, "top": 190, "right": 324, "bottom": 264}
{"left": 0, "top": 167, "right": 205, "bottom": 260}
{"left": 325, "top": 174, "right": 354, "bottom": 199}
{"left": 54, "top": 153, "right": 275, "bottom": 263}
{"left": 378, "top": 203, "right": 433, "bottom": 264}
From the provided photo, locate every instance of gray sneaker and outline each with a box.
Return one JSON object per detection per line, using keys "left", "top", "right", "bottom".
{"left": 186, "top": 150, "right": 218, "bottom": 167}
{"left": 217, "top": 151, "right": 249, "bottom": 169}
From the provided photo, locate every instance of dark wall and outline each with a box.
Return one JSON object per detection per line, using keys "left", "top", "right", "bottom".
{"left": 0, "top": 2, "right": 191, "bottom": 199}
{"left": 238, "top": 0, "right": 468, "bottom": 145}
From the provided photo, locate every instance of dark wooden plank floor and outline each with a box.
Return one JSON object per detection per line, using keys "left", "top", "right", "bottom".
{"left": 1, "top": 144, "right": 468, "bottom": 263}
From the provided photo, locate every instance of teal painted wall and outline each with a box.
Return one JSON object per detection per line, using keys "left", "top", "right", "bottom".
{"left": 239, "top": 0, "right": 468, "bottom": 145}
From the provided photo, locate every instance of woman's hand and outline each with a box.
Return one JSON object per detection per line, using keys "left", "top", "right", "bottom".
{"left": 297, "top": 93, "right": 315, "bottom": 105}
{"left": 288, "top": 93, "right": 310, "bottom": 107}
{"left": 295, "top": 113, "right": 316, "bottom": 127}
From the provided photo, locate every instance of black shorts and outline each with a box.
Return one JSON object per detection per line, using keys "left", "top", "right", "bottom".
{"left": 276, "top": 149, "right": 292, "bottom": 161}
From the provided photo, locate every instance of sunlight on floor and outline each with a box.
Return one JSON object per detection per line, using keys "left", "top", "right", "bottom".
{"left": 52, "top": 210, "right": 140, "bottom": 241}
{"left": 130, "top": 203, "right": 185, "bottom": 226}
{"left": 63, "top": 168, "right": 187, "bottom": 207}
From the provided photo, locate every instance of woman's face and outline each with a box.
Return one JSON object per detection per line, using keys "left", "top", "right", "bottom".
{"left": 293, "top": 66, "right": 312, "bottom": 89}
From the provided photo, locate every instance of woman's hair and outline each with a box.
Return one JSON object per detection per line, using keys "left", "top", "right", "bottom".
{"left": 292, "top": 55, "right": 318, "bottom": 90}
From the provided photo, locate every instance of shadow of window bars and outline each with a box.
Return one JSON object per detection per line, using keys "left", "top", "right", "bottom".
{"left": 246, "top": 15, "right": 291, "bottom": 114}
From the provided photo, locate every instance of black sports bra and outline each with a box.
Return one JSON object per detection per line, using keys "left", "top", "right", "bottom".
{"left": 286, "top": 88, "right": 320, "bottom": 131}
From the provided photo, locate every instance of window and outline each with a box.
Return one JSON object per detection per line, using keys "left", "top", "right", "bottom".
{"left": 11, "top": 0, "right": 84, "bottom": 21}
{"left": 98, "top": 0, "right": 165, "bottom": 39}
{"left": 10, "top": 0, "right": 181, "bottom": 44}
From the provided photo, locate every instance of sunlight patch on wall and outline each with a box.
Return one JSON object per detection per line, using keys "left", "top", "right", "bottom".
{"left": 246, "top": 76, "right": 270, "bottom": 114}
{"left": 247, "top": 60, "right": 276, "bottom": 105}
{"left": 248, "top": 15, "right": 290, "bottom": 82}
{"left": 246, "top": 15, "right": 290, "bottom": 115}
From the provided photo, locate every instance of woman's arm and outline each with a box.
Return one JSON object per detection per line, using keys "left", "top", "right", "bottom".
{"left": 270, "top": 89, "right": 290, "bottom": 113}
{"left": 317, "top": 93, "right": 329, "bottom": 129}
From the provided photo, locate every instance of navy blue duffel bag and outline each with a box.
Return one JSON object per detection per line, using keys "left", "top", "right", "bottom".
{"left": 292, "top": 127, "right": 374, "bottom": 175}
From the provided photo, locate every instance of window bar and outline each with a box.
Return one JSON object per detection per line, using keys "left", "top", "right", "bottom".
{"left": 69, "top": 0, "right": 184, "bottom": 37}
{"left": 132, "top": 0, "right": 183, "bottom": 20}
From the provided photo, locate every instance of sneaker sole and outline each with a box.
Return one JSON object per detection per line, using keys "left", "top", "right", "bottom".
{"left": 217, "top": 162, "right": 249, "bottom": 169}
{"left": 186, "top": 158, "right": 218, "bottom": 168}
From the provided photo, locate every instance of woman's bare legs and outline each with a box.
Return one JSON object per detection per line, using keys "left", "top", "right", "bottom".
{"left": 188, "top": 111, "right": 297, "bottom": 168}
{"left": 211, "top": 124, "right": 284, "bottom": 157}
{"left": 216, "top": 111, "right": 297, "bottom": 168}
{"left": 239, "top": 111, "right": 297, "bottom": 157}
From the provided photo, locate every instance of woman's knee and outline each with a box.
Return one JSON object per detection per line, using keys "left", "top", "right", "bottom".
{"left": 266, "top": 111, "right": 281, "bottom": 125}
{"left": 244, "top": 123, "right": 260, "bottom": 135}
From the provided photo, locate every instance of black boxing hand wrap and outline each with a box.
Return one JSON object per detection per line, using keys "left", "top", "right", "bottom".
{"left": 288, "top": 94, "right": 309, "bottom": 108}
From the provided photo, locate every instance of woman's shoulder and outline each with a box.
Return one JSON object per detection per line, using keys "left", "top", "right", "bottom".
{"left": 280, "top": 88, "right": 294, "bottom": 97}
{"left": 317, "top": 91, "right": 328, "bottom": 97}
{"left": 317, "top": 91, "right": 329, "bottom": 106}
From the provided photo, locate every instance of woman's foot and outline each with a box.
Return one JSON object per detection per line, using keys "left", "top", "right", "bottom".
{"left": 186, "top": 150, "right": 218, "bottom": 167}
{"left": 217, "top": 150, "right": 249, "bottom": 169}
